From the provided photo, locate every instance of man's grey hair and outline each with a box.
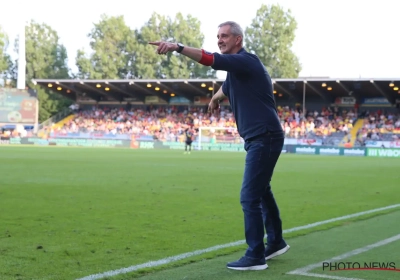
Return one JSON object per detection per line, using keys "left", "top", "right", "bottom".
{"left": 218, "top": 21, "right": 244, "bottom": 38}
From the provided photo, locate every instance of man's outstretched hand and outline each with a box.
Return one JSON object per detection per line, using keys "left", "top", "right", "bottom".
{"left": 149, "top": 42, "right": 178, "bottom": 55}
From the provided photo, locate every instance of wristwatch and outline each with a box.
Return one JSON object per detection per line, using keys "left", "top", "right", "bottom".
{"left": 176, "top": 43, "right": 184, "bottom": 53}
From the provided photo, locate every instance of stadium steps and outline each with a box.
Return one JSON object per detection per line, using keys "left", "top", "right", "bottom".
{"left": 52, "top": 114, "right": 75, "bottom": 129}
{"left": 346, "top": 118, "right": 364, "bottom": 147}
{"left": 37, "top": 114, "right": 75, "bottom": 137}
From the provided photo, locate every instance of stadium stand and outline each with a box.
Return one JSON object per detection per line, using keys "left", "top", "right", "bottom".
{"left": 37, "top": 103, "right": 359, "bottom": 146}
{"left": 2, "top": 78, "right": 399, "bottom": 149}
{"left": 354, "top": 111, "right": 400, "bottom": 147}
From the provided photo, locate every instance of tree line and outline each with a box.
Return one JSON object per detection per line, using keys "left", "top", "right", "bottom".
{"left": 0, "top": 4, "right": 301, "bottom": 122}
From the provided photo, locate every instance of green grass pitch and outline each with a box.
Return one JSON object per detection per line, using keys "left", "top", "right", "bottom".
{"left": 0, "top": 146, "right": 399, "bottom": 280}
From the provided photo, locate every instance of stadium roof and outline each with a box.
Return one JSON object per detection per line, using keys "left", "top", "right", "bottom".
{"left": 32, "top": 78, "right": 400, "bottom": 105}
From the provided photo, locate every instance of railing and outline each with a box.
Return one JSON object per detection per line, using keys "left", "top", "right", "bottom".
{"left": 37, "top": 107, "right": 73, "bottom": 132}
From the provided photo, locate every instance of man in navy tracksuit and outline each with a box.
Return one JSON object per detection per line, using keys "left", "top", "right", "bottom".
{"left": 150, "top": 20, "right": 290, "bottom": 271}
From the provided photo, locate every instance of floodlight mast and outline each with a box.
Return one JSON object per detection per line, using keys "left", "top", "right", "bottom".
{"left": 17, "top": 21, "right": 26, "bottom": 90}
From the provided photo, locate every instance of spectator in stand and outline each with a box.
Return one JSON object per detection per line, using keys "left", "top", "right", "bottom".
{"left": 354, "top": 110, "right": 400, "bottom": 146}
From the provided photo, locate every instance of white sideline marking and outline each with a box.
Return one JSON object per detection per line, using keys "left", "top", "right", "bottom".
{"left": 287, "top": 233, "right": 400, "bottom": 280}
{"left": 77, "top": 203, "right": 400, "bottom": 280}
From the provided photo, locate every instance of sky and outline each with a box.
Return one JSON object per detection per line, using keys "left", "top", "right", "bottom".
{"left": 0, "top": 0, "right": 399, "bottom": 80}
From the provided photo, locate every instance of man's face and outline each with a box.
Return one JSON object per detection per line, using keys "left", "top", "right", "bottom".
{"left": 217, "top": 25, "right": 241, "bottom": 54}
